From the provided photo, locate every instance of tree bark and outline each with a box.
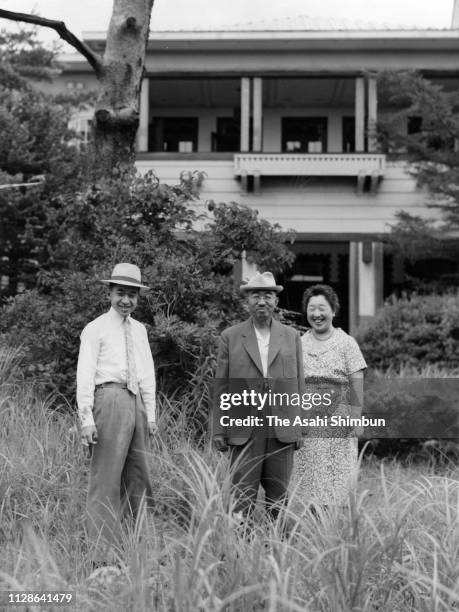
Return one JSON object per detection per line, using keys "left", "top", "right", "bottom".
{"left": 0, "top": 0, "right": 156, "bottom": 178}
{"left": 94, "top": 0, "right": 155, "bottom": 177}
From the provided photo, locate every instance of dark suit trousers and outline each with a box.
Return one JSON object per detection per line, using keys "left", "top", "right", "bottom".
{"left": 229, "top": 419, "right": 294, "bottom": 519}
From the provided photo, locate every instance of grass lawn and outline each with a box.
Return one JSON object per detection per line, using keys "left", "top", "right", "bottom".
{"left": 1, "top": 366, "right": 458, "bottom": 611}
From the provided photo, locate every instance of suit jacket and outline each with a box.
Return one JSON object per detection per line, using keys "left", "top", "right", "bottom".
{"left": 212, "top": 317, "right": 305, "bottom": 445}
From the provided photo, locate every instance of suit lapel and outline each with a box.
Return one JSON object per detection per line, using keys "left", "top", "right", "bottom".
{"left": 241, "top": 319, "right": 263, "bottom": 375}
{"left": 267, "top": 319, "right": 283, "bottom": 370}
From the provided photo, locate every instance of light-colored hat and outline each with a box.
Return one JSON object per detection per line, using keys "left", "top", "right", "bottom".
{"left": 101, "top": 263, "right": 150, "bottom": 290}
{"left": 240, "top": 271, "right": 283, "bottom": 293}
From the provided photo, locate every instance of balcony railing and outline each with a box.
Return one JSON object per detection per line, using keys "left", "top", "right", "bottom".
{"left": 234, "top": 153, "right": 386, "bottom": 177}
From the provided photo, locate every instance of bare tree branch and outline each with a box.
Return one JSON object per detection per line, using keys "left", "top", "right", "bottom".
{"left": 0, "top": 175, "right": 45, "bottom": 190}
{"left": 0, "top": 9, "right": 104, "bottom": 77}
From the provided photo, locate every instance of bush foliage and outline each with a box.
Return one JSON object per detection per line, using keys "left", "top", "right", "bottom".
{"left": 355, "top": 292, "right": 459, "bottom": 370}
{"left": 0, "top": 172, "right": 294, "bottom": 409}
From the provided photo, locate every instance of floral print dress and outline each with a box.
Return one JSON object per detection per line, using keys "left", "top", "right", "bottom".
{"left": 292, "top": 328, "right": 367, "bottom": 507}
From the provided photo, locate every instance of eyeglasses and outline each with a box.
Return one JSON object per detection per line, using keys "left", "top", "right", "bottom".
{"left": 247, "top": 292, "right": 277, "bottom": 302}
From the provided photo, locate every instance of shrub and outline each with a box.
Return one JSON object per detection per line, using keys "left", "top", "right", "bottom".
{"left": 356, "top": 292, "right": 459, "bottom": 370}
{"left": 360, "top": 365, "right": 459, "bottom": 458}
{"left": 0, "top": 173, "right": 294, "bottom": 426}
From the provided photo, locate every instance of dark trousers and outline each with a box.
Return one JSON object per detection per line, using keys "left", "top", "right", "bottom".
{"left": 229, "top": 424, "right": 294, "bottom": 520}
{"left": 87, "top": 385, "right": 152, "bottom": 563}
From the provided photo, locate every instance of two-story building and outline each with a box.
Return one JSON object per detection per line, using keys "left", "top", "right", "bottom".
{"left": 54, "top": 14, "right": 459, "bottom": 332}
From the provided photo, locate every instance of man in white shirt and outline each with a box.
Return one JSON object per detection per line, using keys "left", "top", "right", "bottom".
{"left": 212, "top": 272, "right": 304, "bottom": 521}
{"left": 77, "top": 262, "right": 156, "bottom": 566}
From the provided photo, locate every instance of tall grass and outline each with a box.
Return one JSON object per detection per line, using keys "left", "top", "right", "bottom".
{"left": 0, "top": 348, "right": 458, "bottom": 610}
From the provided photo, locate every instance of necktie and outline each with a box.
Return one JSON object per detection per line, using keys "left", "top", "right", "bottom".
{"left": 123, "top": 318, "right": 139, "bottom": 395}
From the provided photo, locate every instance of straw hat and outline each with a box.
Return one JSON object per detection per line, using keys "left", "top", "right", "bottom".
{"left": 240, "top": 271, "right": 283, "bottom": 293}
{"left": 100, "top": 263, "right": 150, "bottom": 290}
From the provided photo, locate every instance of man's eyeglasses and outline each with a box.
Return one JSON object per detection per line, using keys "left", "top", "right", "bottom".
{"left": 247, "top": 292, "right": 277, "bottom": 301}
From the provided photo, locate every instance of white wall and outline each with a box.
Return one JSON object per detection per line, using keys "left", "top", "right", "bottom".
{"left": 135, "top": 159, "right": 438, "bottom": 235}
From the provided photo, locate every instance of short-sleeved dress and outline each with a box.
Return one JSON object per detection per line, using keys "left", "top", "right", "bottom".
{"left": 292, "top": 328, "right": 367, "bottom": 507}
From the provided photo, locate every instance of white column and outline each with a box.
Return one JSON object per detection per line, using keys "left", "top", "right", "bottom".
{"left": 367, "top": 75, "right": 378, "bottom": 152}
{"left": 355, "top": 77, "right": 365, "bottom": 153}
{"left": 233, "top": 250, "right": 258, "bottom": 284}
{"left": 137, "top": 78, "right": 149, "bottom": 152}
{"left": 252, "top": 77, "right": 263, "bottom": 152}
{"left": 452, "top": 0, "right": 459, "bottom": 27}
{"left": 349, "top": 241, "right": 359, "bottom": 334}
{"left": 358, "top": 241, "right": 384, "bottom": 325}
{"left": 240, "top": 77, "right": 251, "bottom": 152}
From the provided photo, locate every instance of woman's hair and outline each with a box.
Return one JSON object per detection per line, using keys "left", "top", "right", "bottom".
{"left": 302, "top": 284, "right": 340, "bottom": 316}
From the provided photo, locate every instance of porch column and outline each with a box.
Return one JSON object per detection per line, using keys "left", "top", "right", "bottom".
{"left": 349, "top": 241, "right": 359, "bottom": 334}
{"left": 367, "top": 75, "right": 378, "bottom": 152}
{"left": 355, "top": 77, "right": 365, "bottom": 153}
{"left": 240, "top": 77, "right": 251, "bottom": 152}
{"left": 357, "top": 241, "right": 384, "bottom": 327}
{"left": 452, "top": 0, "right": 459, "bottom": 28}
{"left": 252, "top": 77, "right": 263, "bottom": 152}
{"left": 137, "top": 77, "right": 149, "bottom": 152}
{"left": 233, "top": 250, "right": 258, "bottom": 285}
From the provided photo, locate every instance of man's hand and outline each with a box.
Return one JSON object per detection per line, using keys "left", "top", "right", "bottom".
{"left": 81, "top": 425, "right": 98, "bottom": 447}
{"left": 213, "top": 435, "right": 228, "bottom": 452}
{"left": 148, "top": 421, "right": 157, "bottom": 436}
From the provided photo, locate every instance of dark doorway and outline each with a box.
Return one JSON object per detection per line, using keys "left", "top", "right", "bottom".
{"left": 278, "top": 243, "right": 349, "bottom": 331}
{"left": 281, "top": 117, "right": 328, "bottom": 153}
{"left": 150, "top": 117, "right": 198, "bottom": 152}
{"left": 342, "top": 116, "right": 355, "bottom": 153}
{"left": 212, "top": 117, "right": 241, "bottom": 152}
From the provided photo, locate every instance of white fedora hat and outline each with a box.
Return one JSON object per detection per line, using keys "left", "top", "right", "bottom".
{"left": 240, "top": 271, "right": 283, "bottom": 293}
{"left": 101, "top": 263, "right": 150, "bottom": 290}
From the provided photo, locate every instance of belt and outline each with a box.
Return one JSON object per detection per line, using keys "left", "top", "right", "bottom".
{"left": 95, "top": 382, "right": 128, "bottom": 390}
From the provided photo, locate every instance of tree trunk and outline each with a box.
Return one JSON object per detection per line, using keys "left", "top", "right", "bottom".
{"left": 93, "top": 0, "right": 155, "bottom": 178}
{"left": 0, "top": 1, "right": 155, "bottom": 178}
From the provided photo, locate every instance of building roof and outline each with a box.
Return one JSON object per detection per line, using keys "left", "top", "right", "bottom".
{"left": 158, "top": 14, "right": 445, "bottom": 33}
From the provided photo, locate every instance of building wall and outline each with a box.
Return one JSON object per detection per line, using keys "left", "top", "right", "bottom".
{"left": 144, "top": 49, "right": 459, "bottom": 75}
{"left": 37, "top": 73, "right": 98, "bottom": 96}
{"left": 135, "top": 158, "right": 434, "bottom": 234}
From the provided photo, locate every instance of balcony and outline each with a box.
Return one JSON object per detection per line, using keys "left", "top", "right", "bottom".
{"left": 234, "top": 152, "right": 386, "bottom": 193}
{"left": 234, "top": 153, "right": 385, "bottom": 177}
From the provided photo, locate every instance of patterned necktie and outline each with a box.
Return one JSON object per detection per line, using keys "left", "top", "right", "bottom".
{"left": 123, "top": 318, "right": 139, "bottom": 395}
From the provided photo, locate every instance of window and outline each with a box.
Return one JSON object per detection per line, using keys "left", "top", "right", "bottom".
{"left": 150, "top": 117, "right": 198, "bottom": 152}
{"left": 212, "top": 117, "right": 240, "bottom": 152}
{"left": 282, "top": 117, "right": 327, "bottom": 153}
{"left": 342, "top": 117, "right": 355, "bottom": 153}
{"left": 66, "top": 81, "right": 85, "bottom": 90}
{"left": 68, "top": 111, "right": 93, "bottom": 144}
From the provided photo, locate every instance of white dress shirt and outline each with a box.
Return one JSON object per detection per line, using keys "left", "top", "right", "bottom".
{"left": 76, "top": 307, "right": 156, "bottom": 428}
{"left": 253, "top": 324, "right": 271, "bottom": 377}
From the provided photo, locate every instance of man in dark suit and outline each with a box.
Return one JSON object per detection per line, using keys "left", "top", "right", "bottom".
{"left": 212, "top": 271, "right": 304, "bottom": 519}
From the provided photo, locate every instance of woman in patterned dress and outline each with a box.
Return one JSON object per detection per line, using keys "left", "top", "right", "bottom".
{"left": 293, "top": 284, "right": 367, "bottom": 509}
